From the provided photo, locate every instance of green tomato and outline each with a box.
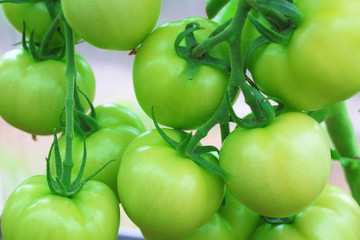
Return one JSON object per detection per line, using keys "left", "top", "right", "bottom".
{"left": 1, "top": 175, "right": 120, "bottom": 240}
{"left": 220, "top": 190, "right": 263, "bottom": 240}
{"left": 209, "top": 0, "right": 238, "bottom": 25}
{"left": 244, "top": 0, "right": 360, "bottom": 110}
{"left": 206, "top": 0, "right": 230, "bottom": 19}
{"left": 117, "top": 129, "right": 225, "bottom": 238}
{"left": 133, "top": 17, "right": 229, "bottom": 130}
{"left": 250, "top": 184, "right": 360, "bottom": 240}
{"left": 142, "top": 212, "right": 236, "bottom": 240}
{"left": 0, "top": 48, "right": 95, "bottom": 135}
{"left": 2, "top": 1, "right": 76, "bottom": 47}
{"left": 61, "top": 0, "right": 161, "bottom": 51}
{"left": 51, "top": 103, "right": 145, "bottom": 197}
{"left": 219, "top": 112, "right": 331, "bottom": 218}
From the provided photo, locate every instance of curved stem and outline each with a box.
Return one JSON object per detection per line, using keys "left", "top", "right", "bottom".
{"left": 61, "top": 15, "right": 76, "bottom": 190}
{"left": 325, "top": 102, "right": 360, "bottom": 204}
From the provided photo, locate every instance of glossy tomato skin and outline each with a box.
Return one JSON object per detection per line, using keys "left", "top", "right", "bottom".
{"left": 244, "top": 0, "right": 360, "bottom": 110}
{"left": 52, "top": 104, "right": 145, "bottom": 197}
{"left": 219, "top": 112, "right": 331, "bottom": 218}
{"left": 210, "top": 0, "right": 238, "bottom": 25}
{"left": 250, "top": 184, "right": 360, "bottom": 240}
{"left": 117, "top": 129, "right": 225, "bottom": 239}
{"left": 61, "top": 0, "right": 161, "bottom": 51}
{"left": 141, "top": 188, "right": 262, "bottom": 240}
{"left": 0, "top": 48, "right": 95, "bottom": 135}
{"left": 1, "top": 175, "right": 120, "bottom": 240}
{"left": 142, "top": 212, "right": 236, "bottom": 240}
{"left": 2, "top": 1, "right": 77, "bottom": 47}
{"left": 133, "top": 17, "right": 230, "bottom": 130}
{"left": 220, "top": 190, "right": 263, "bottom": 240}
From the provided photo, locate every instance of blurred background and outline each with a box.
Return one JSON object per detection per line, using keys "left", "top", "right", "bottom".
{"left": 0, "top": 0, "right": 359, "bottom": 238}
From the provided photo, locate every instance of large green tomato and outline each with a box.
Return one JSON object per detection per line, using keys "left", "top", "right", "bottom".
{"left": 61, "top": 0, "right": 161, "bottom": 51}
{"left": 244, "top": 0, "right": 360, "bottom": 110}
{"left": 133, "top": 17, "right": 229, "bottom": 130}
{"left": 250, "top": 184, "right": 360, "bottom": 240}
{"left": 220, "top": 112, "right": 331, "bottom": 218}
{"left": 2, "top": 1, "right": 77, "bottom": 47}
{"left": 117, "top": 129, "right": 225, "bottom": 238}
{"left": 52, "top": 104, "right": 145, "bottom": 197}
{"left": 1, "top": 175, "right": 120, "bottom": 240}
{"left": 0, "top": 48, "right": 95, "bottom": 135}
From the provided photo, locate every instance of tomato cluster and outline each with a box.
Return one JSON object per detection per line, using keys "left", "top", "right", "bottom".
{"left": 1, "top": 0, "right": 360, "bottom": 240}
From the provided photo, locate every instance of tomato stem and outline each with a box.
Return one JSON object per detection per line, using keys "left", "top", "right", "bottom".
{"left": 220, "top": 121, "right": 230, "bottom": 142}
{"left": 187, "top": 0, "right": 280, "bottom": 153}
{"left": 186, "top": 0, "right": 250, "bottom": 153}
{"left": 61, "top": 14, "right": 76, "bottom": 190}
{"left": 325, "top": 102, "right": 360, "bottom": 204}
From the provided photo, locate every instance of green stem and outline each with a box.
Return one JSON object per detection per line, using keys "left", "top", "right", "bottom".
{"left": 61, "top": 15, "right": 76, "bottom": 190}
{"left": 325, "top": 102, "right": 360, "bottom": 204}
{"left": 38, "top": 12, "right": 62, "bottom": 56}
{"left": 186, "top": 0, "right": 250, "bottom": 153}
{"left": 220, "top": 121, "right": 230, "bottom": 142}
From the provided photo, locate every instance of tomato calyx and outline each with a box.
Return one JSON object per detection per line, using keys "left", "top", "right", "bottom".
{"left": 4, "top": 0, "right": 69, "bottom": 61}
{"left": 247, "top": 0, "right": 302, "bottom": 45}
{"left": 152, "top": 108, "right": 229, "bottom": 180}
{"left": 21, "top": 12, "right": 66, "bottom": 61}
{"left": 46, "top": 130, "right": 114, "bottom": 197}
{"left": 227, "top": 86, "right": 284, "bottom": 129}
{"left": 242, "top": 0, "right": 302, "bottom": 71}
{"left": 174, "top": 21, "right": 230, "bottom": 80}
{"left": 261, "top": 215, "right": 296, "bottom": 225}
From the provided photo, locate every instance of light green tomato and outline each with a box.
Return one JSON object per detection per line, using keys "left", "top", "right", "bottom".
{"left": 220, "top": 112, "right": 331, "bottom": 218}
{"left": 245, "top": 0, "right": 360, "bottom": 110}
{"left": 251, "top": 184, "right": 360, "bottom": 240}
{"left": 0, "top": 48, "right": 95, "bottom": 135}
{"left": 61, "top": 0, "right": 161, "bottom": 50}
{"left": 133, "top": 17, "right": 230, "bottom": 130}
{"left": 1, "top": 175, "right": 120, "bottom": 240}
{"left": 118, "top": 129, "right": 225, "bottom": 239}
